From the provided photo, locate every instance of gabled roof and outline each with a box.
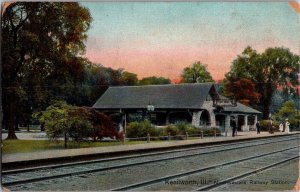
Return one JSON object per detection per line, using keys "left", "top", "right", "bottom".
{"left": 92, "top": 83, "right": 215, "bottom": 109}
{"left": 222, "top": 103, "right": 261, "bottom": 114}
{"left": 219, "top": 96, "right": 261, "bottom": 114}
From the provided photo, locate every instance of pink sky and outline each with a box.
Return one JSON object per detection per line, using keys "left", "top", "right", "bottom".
{"left": 85, "top": 40, "right": 297, "bottom": 82}
{"left": 83, "top": 2, "right": 299, "bottom": 82}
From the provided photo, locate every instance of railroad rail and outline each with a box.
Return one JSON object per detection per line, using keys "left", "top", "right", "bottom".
{"left": 3, "top": 134, "right": 299, "bottom": 191}
{"left": 111, "top": 147, "right": 298, "bottom": 191}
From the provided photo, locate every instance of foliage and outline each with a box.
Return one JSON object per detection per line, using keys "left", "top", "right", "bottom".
{"left": 164, "top": 124, "right": 180, "bottom": 136}
{"left": 164, "top": 124, "right": 220, "bottom": 137}
{"left": 181, "top": 61, "right": 214, "bottom": 83}
{"left": 165, "top": 121, "right": 193, "bottom": 135}
{"left": 126, "top": 120, "right": 160, "bottom": 138}
{"left": 139, "top": 76, "right": 171, "bottom": 85}
{"left": 259, "top": 120, "right": 279, "bottom": 132}
{"left": 83, "top": 108, "right": 122, "bottom": 141}
{"left": 2, "top": 2, "right": 92, "bottom": 139}
{"left": 223, "top": 77, "right": 261, "bottom": 106}
{"left": 79, "top": 64, "right": 140, "bottom": 107}
{"left": 34, "top": 100, "right": 121, "bottom": 146}
{"left": 33, "top": 100, "right": 93, "bottom": 147}
{"left": 224, "top": 46, "right": 300, "bottom": 119}
{"left": 121, "top": 71, "right": 138, "bottom": 86}
{"left": 274, "top": 101, "right": 300, "bottom": 129}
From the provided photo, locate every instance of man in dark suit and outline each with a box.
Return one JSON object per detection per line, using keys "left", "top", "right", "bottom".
{"left": 230, "top": 116, "right": 237, "bottom": 137}
{"left": 256, "top": 121, "right": 261, "bottom": 134}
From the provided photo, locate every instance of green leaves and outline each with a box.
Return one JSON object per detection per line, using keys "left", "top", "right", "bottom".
{"left": 33, "top": 100, "right": 93, "bottom": 142}
{"left": 224, "top": 46, "right": 299, "bottom": 118}
{"left": 274, "top": 101, "right": 300, "bottom": 128}
{"left": 181, "top": 61, "right": 214, "bottom": 83}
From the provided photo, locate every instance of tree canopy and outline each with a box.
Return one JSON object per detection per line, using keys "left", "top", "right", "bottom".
{"left": 181, "top": 61, "right": 214, "bottom": 83}
{"left": 224, "top": 46, "right": 299, "bottom": 119}
{"left": 34, "top": 100, "right": 120, "bottom": 148}
{"left": 121, "top": 71, "right": 138, "bottom": 86}
{"left": 222, "top": 77, "right": 261, "bottom": 106}
{"left": 2, "top": 2, "right": 92, "bottom": 139}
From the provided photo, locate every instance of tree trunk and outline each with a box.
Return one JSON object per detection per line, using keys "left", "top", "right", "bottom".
{"left": 3, "top": 112, "right": 8, "bottom": 130}
{"left": 262, "top": 82, "right": 273, "bottom": 119}
{"left": 6, "top": 99, "right": 18, "bottom": 140}
{"left": 262, "top": 102, "right": 270, "bottom": 119}
{"left": 15, "top": 114, "right": 19, "bottom": 131}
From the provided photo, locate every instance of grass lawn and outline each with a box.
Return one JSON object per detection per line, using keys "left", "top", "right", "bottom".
{"left": 2, "top": 139, "right": 152, "bottom": 154}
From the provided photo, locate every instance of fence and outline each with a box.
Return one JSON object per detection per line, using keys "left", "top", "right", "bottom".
{"left": 121, "top": 129, "right": 221, "bottom": 144}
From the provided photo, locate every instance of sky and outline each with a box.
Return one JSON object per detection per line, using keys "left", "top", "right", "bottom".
{"left": 81, "top": 2, "right": 299, "bottom": 82}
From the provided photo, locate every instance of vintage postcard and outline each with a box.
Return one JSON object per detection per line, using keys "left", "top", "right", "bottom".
{"left": 1, "top": 1, "right": 300, "bottom": 191}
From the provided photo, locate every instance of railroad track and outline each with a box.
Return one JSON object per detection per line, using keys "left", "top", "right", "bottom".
{"left": 3, "top": 134, "right": 299, "bottom": 191}
{"left": 112, "top": 147, "right": 298, "bottom": 191}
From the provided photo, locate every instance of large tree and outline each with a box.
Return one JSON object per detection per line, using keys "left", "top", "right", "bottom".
{"left": 225, "top": 46, "right": 299, "bottom": 119}
{"left": 2, "top": 2, "right": 92, "bottom": 139}
{"left": 181, "top": 61, "right": 214, "bottom": 83}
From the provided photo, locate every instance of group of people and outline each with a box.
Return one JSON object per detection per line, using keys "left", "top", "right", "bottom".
{"left": 279, "top": 119, "right": 290, "bottom": 133}
{"left": 230, "top": 116, "right": 290, "bottom": 137}
{"left": 255, "top": 118, "right": 290, "bottom": 134}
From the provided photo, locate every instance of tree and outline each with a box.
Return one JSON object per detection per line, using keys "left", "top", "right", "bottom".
{"left": 223, "top": 77, "right": 261, "bottom": 106}
{"left": 34, "top": 100, "right": 121, "bottom": 147}
{"left": 85, "top": 108, "right": 122, "bottom": 141}
{"left": 139, "top": 76, "right": 171, "bottom": 85}
{"left": 34, "top": 100, "right": 93, "bottom": 148}
{"left": 121, "top": 71, "right": 138, "bottom": 86}
{"left": 181, "top": 61, "right": 214, "bottom": 83}
{"left": 274, "top": 101, "right": 300, "bottom": 129}
{"left": 2, "top": 2, "right": 92, "bottom": 139}
{"left": 225, "top": 46, "right": 299, "bottom": 119}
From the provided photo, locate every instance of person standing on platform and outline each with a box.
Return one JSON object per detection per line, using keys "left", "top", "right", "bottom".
{"left": 256, "top": 121, "right": 261, "bottom": 134}
{"left": 279, "top": 122, "right": 284, "bottom": 132}
{"left": 285, "top": 118, "right": 290, "bottom": 133}
{"left": 230, "top": 116, "right": 237, "bottom": 137}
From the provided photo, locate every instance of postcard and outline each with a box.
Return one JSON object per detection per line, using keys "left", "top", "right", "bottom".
{"left": 1, "top": 1, "right": 299, "bottom": 191}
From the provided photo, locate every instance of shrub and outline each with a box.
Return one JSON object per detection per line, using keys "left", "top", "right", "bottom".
{"left": 274, "top": 101, "right": 300, "bottom": 130}
{"left": 163, "top": 123, "right": 220, "bottom": 138}
{"left": 126, "top": 120, "right": 159, "bottom": 138}
{"left": 164, "top": 124, "right": 180, "bottom": 136}
{"left": 260, "top": 120, "right": 279, "bottom": 131}
{"left": 175, "top": 121, "right": 189, "bottom": 133}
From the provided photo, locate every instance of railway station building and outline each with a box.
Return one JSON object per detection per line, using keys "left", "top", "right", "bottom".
{"left": 92, "top": 83, "right": 261, "bottom": 133}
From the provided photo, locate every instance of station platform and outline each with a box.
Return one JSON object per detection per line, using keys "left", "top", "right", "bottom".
{"left": 2, "top": 131, "right": 298, "bottom": 165}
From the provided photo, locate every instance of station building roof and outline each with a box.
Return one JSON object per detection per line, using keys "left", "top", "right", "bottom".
{"left": 92, "top": 83, "right": 261, "bottom": 114}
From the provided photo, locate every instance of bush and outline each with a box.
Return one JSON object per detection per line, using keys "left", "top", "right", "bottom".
{"left": 164, "top": 124, "right": 180, "bottom": 136}
{"left": 163, "top": 123, "right": 220, "bottom": 137}
{"left": 274, "top": 101, "right": 300, "bottom": 130}
{"left": 126, "top": 120, "right": 159, "bottom": 138}
{"left": 260, "top": 120, "right": 279, "bottom": 131}
{"left": 126, "top": 120, "right": 221, "bottom": 139}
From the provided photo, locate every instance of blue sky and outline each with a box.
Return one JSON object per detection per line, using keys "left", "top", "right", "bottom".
{"left": 81, "top": 2, "right": 299, "bottom": 81}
